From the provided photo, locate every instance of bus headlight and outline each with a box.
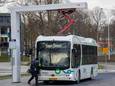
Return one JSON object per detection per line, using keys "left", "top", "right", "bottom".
{"left": 69, "top": 74, "right": 73, "bottom": 77}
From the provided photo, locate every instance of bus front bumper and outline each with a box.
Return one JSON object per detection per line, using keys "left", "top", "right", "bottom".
{"left": 38, "top": 75, "right": 76, "bottom": 81}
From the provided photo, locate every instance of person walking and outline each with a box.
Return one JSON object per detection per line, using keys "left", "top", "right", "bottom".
{"left": 28, "top": 58, "right": 39, "bottom": 85}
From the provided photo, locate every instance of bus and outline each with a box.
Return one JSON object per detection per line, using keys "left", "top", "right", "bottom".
{"left": 35, "top": 35, "right": 98, "bottom": 83}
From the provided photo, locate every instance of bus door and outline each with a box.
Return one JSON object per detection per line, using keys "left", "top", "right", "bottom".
{"left": 72, "top": 44, "right": 81, "bottom": 70}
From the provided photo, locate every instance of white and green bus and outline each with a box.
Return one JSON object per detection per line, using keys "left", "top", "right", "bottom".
{"left": 35, "top": 35, "right": 98, "bottom": 83}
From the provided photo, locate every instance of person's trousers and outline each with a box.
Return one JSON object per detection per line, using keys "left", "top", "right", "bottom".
{"left": 28, "top": 74, "right": 38, "bottom": 85}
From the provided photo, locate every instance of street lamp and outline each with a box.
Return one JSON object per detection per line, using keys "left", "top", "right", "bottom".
{"left": 0, "top": 28, "right": 1, "bottom": 56}
{"left": 108, "top": 18, "right": 110, "bottom": 60}
{"left": 107, "top": 16, "right": 114, "bottom": 60}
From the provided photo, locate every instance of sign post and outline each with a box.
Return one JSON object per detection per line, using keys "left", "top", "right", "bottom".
{"left": 102, "top": 47, "right": 109, "bottom": 71}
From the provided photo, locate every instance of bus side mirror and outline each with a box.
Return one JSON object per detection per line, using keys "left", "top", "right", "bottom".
{"left": 72, "top": 48, "right": 77, "bottom": 54}
{"left": 40, "top": 58, "right": 43, "bottom": 64}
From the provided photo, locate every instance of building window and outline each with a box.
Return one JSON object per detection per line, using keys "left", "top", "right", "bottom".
{"left": 1, "top": 37, "right": 7, "bottom": 42}
{"left": 1, "top": 27, "right": 7, "bottom": 34}
{"left": 5, "top": 16, "right": 10, "bottom": 23}
{"left": 0, "top": 37, "right": 8, "bottom": 48}
{"left": 0, "top": 16, "right": 10, "bottom": 23}
{"left": 0, "top": 16, "right": 3, "bottom": 23}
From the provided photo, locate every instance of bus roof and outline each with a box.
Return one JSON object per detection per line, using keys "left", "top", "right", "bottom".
{"left": 36, "top": 35, "right": 97, "bottom": 46}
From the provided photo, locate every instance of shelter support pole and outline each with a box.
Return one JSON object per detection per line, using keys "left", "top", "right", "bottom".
{"left": 11, "top": 11, "right": 21, "bottom": 83}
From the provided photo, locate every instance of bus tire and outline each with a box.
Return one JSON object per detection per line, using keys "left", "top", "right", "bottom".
{"left": 91, "top": 67, "right": 95, "bottom": 79}
{"left": 77, "top": 70, "right": 80, "bottom": 84}
{"left": 44, "top": 81, "right": 49, "bottom": 84}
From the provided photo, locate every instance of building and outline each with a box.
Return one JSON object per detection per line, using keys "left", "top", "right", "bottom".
{"left": 0, "top": 13, "right": 10, "bottom": 54}
{"left": 0, "top": 2, "right": 11, "bottom": 55}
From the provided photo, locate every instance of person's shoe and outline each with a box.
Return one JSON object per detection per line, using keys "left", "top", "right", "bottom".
{"left": 28, "top": 81, "right": 30, "bottom": 84}
{"left": 35, "top": 82, "right": 38, "bottom": 86}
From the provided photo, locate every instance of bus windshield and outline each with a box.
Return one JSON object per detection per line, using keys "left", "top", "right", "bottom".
{"left": 37, "top": 41, "right": 70, "bottom": 69}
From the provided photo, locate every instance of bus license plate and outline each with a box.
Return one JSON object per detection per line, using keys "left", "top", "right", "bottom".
{"left": 49, "top": 77, "right": 57, "bottom": 80}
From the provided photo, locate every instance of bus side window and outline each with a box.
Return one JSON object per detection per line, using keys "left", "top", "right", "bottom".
{"left": 82, "top": 45, "right": 97, "bottom": 65}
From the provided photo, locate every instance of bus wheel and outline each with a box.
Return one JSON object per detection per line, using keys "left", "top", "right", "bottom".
{"left": 44, "top": 81, "right": 49, "bottom": 84}
{"left": 77, "top": 70, "right": 80, "bottom": 84}
{"left": 91, "top": 68, "right": 94, "bottom": 79}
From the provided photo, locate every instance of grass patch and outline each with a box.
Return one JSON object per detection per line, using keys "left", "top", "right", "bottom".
{"left": 21, "top": 62, "right": 30, "bottom": 66}
{"left": 0, "top": 75, "right": 12, "bottom": 80}
{"left": 21, "top": 56, "right": 30, "bottom": 66}
{"left": 0, "top": 54, "right": 10, "bottom": 62}
{"left": 21, "top": 56, "right": 30, "bottom": 62}
{"left": 0, "top": 54, "right": 30, "bottom": 62}
{"left": 98, "top": 64, "right": 104, "bottom": 69}
{"left": 21, "top": 73, "right": 30, "bottom": 77}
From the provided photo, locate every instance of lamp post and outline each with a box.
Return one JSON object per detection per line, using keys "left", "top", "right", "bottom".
{"left": 107, "top": 16, "right": 114, "bottom": 60}
{"left": 0, "top": 28, "right": 1, "bottom": 56}
{"left": 108, "top": 18, "right": 110, "bottom": 60}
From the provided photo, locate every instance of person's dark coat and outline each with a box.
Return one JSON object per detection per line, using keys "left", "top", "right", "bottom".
{"left": 30, "top": 60, "right": 38, "bottom": 75}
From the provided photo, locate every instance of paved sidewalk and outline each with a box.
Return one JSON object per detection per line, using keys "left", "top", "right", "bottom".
{"left": 99, "top": 62, "right": 115, "bottom": 70}
{"left": 0, "top": 76, "right": 43, "bottom": 86}
{"left": 0, "top": 76, "right": 31, "bottom": 86}
{"left": 98, "top": 69, "right": 115, "bottom": 73}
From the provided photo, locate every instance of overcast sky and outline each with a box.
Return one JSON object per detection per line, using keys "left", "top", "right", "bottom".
{"left": 69, "top": 0, "right": 115, "bottom": 9}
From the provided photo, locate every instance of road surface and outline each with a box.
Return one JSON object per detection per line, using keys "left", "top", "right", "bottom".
{"left": 38, "top": 73, "right": 115, "bottom": 86}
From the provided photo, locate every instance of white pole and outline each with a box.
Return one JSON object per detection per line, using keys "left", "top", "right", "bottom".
{"left": 108, "top": 18, "right": 110, "bottom": 60}
{"left": 0, "top": 27, "right": 1, "bottom": 56}
{"left": 11, "top": 11, "right": 21, "bottom": 83}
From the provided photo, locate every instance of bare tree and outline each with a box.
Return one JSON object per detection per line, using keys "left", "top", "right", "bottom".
{"left": 106, "top": 17, "right": 115, "bottom": 49}
{"left": 91, "top": 7, "right": 106, "bottom": 41}
{"left": 20, "top": 0, "right": 97, "bottom": 57}
{"left": 70, "top": 10, "right": 93, "bottom": 38}
{"left": 20, "top": 0, "right": 60, "bottom": 57}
